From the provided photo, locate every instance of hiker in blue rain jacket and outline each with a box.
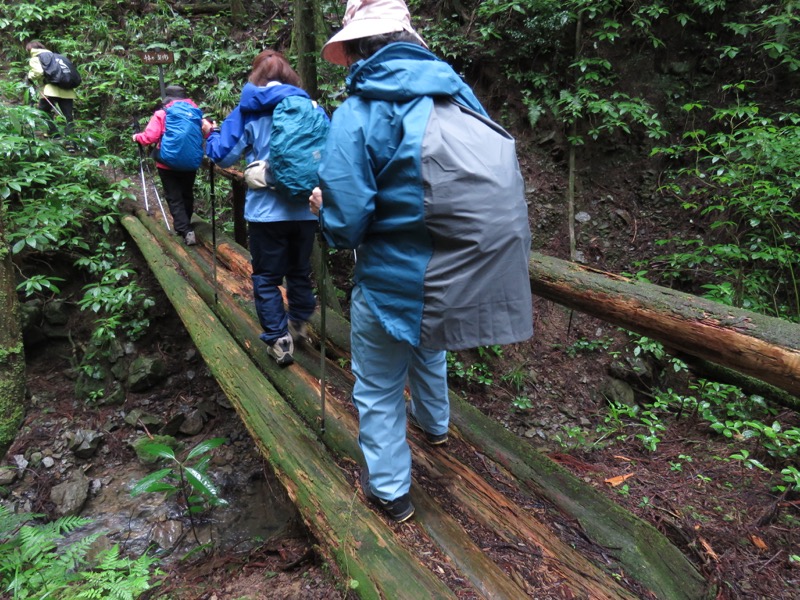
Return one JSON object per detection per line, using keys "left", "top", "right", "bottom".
{"left": 204, "top": 50, "right": 326, "bottom": 366}
{"left": 309, "top": 0, "right": 533, "bottom": 523}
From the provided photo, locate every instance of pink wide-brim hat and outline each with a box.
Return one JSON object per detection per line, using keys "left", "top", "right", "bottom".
{"left": 321, "top": 0, "right": 427, "bottom": 66}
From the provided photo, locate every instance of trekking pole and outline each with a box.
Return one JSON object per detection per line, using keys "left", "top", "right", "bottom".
{"left": 318, "top": 231, "right": 327, "bottom": 435}
{"left": 209, "top": 160, "right": 218, "bottom": 304}
{"left": 37, "top": 90, "right": 66, "bottom": 120}
{"left": 131, "top": 119, "right": 150, "bottom": 213}
{"left": 136, "top": 139, "right": 172, "bottom": 231}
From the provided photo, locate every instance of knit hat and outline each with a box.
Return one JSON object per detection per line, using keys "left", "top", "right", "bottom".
{"left": 321, "top": 0, "right": 426, "bottom": 66}
{"left": 162, "top": 84, "right": 187, "bottom": 102}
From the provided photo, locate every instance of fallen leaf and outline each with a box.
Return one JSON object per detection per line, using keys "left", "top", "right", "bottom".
{"left": 699, "top": 537, "right": 719, "bottom": 561}
{"left": 750, "top": 535, "right": 768, "bottom": 551}
{"left": 604, "top": 473, "right": 635, "bottom": 487}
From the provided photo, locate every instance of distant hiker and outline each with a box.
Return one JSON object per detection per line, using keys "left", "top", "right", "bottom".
{"left": 133, "top": 85, "right": 211, "bottom": 246}
{"left": 309, "top": 0, "right": 533, "bottom": 523}
{"left": 204, "top": 50, "right": 327, "bottom": 367}
{"left": 25, "top": 40, "right": 79, "bottom": 143}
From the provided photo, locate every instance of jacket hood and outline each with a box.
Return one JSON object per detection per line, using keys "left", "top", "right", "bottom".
{"left": 29, "top": 48, "right": 49, "bottom": 57}
{"left": 238, "top": 82, "right": 310, "bottom": 115}
{"left": 346, "top": 43, "right": 472, "bottom": 103}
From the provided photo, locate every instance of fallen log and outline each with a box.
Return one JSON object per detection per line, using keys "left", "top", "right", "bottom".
{"left": 138, "top": 209, "right": 706, "bottom": 598}
{"left": 185, "top": 218, "right": 711, "bottom": 597}
{"left": 120, "top": 214, "right": 456, "bottom": 599}
{"left": 133, "top": 209, "right": 533, "bottom": 598}
{"left": 529, "top": 253, "right": 800, "bottom": 396}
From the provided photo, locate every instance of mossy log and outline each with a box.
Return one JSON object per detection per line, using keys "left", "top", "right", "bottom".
{"left": 130, "top": 209, "right": 707, "bottom": 599}
{"left": 120, "top": 214, "right": 455, "bottom": 599}
{"left": 529, "top": 253, "right": 800, "bottom": 396}
{"left": 133, "top": 209, "right": 532, "bottom": 598}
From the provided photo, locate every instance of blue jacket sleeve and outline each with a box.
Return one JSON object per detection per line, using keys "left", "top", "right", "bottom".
{"left": 317, "top": 104, "right": 376, "bottom": 250}
{"left": 205, "top": 106, "right": 250, "bottom": 168}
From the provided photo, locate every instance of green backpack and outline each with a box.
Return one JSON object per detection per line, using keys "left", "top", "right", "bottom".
{"left": 268, "top": 96, "right": 329, "bottom": 201}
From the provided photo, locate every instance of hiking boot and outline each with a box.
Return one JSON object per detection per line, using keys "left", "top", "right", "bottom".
{"left": 184, "top": 231, "right": 197, "bottom": 246}
{"left": 288, "top": 320, "right": 309, "bottom": 344}
{"left": 265, "top": 333, "right": 294, "bottom": 367}
{"left": 408, "top": 410, "right": 448, "bottom": 446}
{"left": 360, "top": 469, "right": 415, "bottom": 523}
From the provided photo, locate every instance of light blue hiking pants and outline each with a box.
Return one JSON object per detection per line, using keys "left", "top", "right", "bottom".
{"left": 350, "top": 285, "right": 449, "bottom": 501}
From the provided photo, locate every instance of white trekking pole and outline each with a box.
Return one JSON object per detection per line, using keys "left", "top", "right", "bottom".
{"left": 132, "top": 120, "right": 150, "bottom": 213}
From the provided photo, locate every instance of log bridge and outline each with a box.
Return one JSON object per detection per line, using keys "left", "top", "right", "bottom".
{"left": 120, "top": 189, "right": 799, "bottom": 599}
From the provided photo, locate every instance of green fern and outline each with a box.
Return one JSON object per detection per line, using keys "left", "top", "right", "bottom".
{"left": 0, "top": 505, "right": 159, "bottom": 599}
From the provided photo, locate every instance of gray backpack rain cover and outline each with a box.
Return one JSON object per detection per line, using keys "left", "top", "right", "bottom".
{"left": 419, "top": 100, "right": 534, "bottom": 350}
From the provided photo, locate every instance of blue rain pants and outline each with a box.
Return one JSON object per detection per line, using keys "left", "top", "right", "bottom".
{"left": 350, "top": 284, "right": 449, "bottom": 501}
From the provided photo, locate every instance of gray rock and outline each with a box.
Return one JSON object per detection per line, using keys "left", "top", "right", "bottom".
{"left": 99, "top": 381, "right": 126, "bottom": 407}
{"left": 13, "top": 454, "right": 28, "bottom": 471}
{"left": 20, "top": 298, "right": 42, "bottom": 321}
{"left": 599, "top": 376, "right": 636, "bottom": 407}
{"left": 66, "top": 429, "right": 105, "bottom": 459}
{"left": 124, "top": 408, "right": 164, "bottom": 431}
{"left": 127, "top": 356, "right": 168, "bottom": 392}
{"left": 179, "top": 410, "right": 205, "bottom": 436}
{"left": 50, "top": 470, "right": 90, "bottom": 516}
{"left": 43, "top": 299, "right": 69, "bottom": 325}
{"left": 0, "top": 467, "right": 18, "bottom": 486}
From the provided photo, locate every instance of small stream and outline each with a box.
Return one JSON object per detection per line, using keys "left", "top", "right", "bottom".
{"left": 59, "top": 443, "right": 300, "bottom": 564}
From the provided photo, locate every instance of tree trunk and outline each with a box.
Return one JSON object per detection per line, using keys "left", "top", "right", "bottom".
{"left": 120, "top": 213, "right": 456, "bottom": 599}
{"left": 132, "top": 210, "right": 540, "bottom": 599}
{"left": 229, "top": 0, "right": 244, "bottom": 24}
{"left": 0, "top": 206, "right": 25, "bottom": 459}
{"left": 126, "top": 208, "right": 714, "bottom": 599}
{"left": 529, "top": 252, "right": 800, "bottom": 396}
{"left": 567, "top": 15, "right": 582, "bottom": 262}
{"left": 292, "top": 0, "right": 319, "bottom": 99}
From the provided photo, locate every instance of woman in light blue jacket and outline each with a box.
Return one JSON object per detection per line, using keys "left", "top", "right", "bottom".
{"left": 311, "top": 0, "right": 533, "bottom": 523}
{"left": 205, "top": 50, "right": 324, "bottom": 366}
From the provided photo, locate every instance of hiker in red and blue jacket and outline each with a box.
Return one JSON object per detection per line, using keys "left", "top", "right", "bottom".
{"left": 309, "top": 0, "right": 533, "bottom": 523}
{"left": 204, "top": 50, "right": 327, "bottom": 367}
{"left": 133, "top": 85, "right": 211, "bottom": 246}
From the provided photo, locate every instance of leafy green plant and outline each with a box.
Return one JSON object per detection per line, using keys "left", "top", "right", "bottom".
{"left": 651, "top": 84, "right": 800, "bottom": 320}
{"left": 512, "top": 395, "right": 533, "bottom": 410}
{"left": 0, "top": 505, "right": 159, "bottom": 599}
{"left": 132, "top": 437, "right": 229, "bottom": 549}
{"left": 553, "top": 424, "right": 590, "bottom": 450}
{"left": 562, "top": 336, "right": 613, "bottom": 357}
{"left": 729, "top": 448, "right": 770, "bottom": 474}
{"left": 446, "top": 352, "right": 494, "bottom": 386}
{"left": 500, "top": 365, "right": 528, "bottom": 391}
{"left": 775, "top": 465, "right": 800, "bottom": 494}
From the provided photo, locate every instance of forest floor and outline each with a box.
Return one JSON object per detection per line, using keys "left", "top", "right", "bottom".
{"left": 4, "top": 141, "right": 799, "bottom": 599}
